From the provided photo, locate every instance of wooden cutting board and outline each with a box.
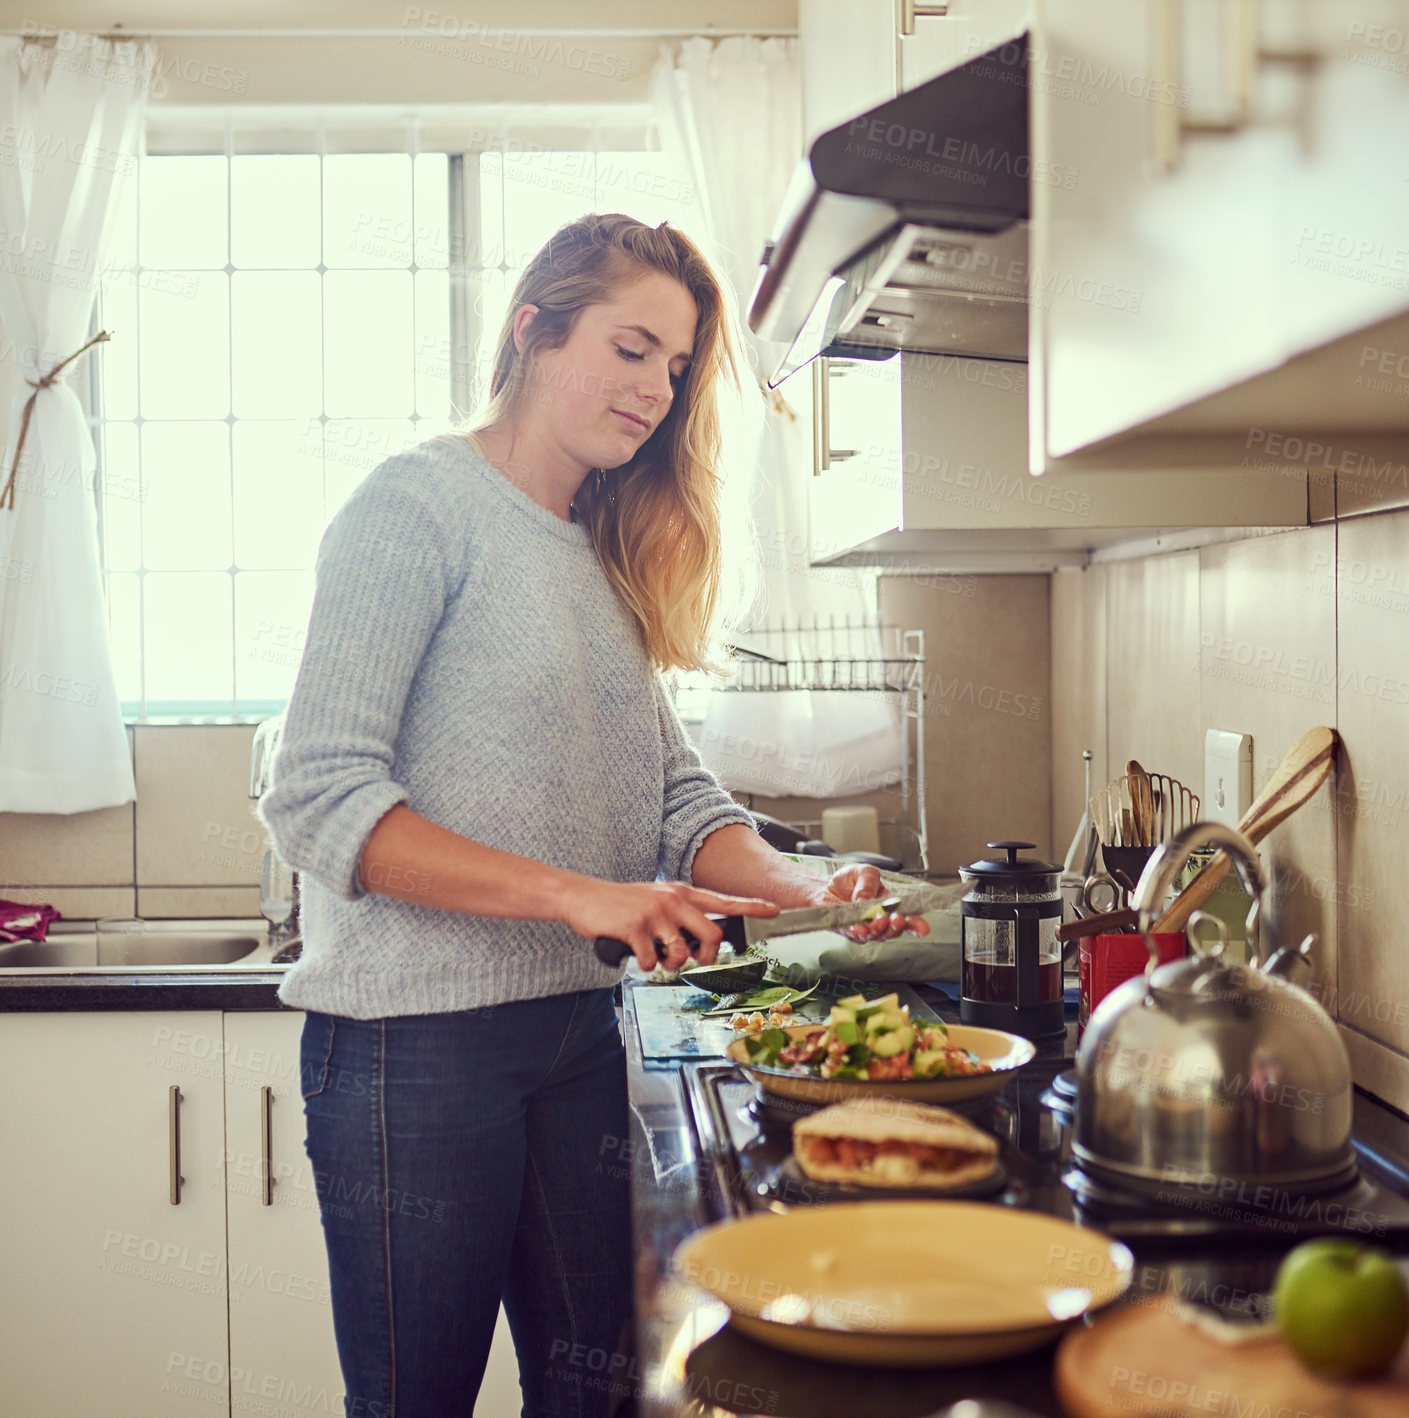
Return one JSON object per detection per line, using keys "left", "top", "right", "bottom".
{"left": 1056, "top": 1295, "right": 1409, "bottom": 1418}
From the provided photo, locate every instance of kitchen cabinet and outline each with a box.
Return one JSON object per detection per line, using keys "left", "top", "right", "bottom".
{"left": 800, "top": 0, "right": 1032, "bottom": 142}
{"left": 1031, "top": 0, "right": 1409, "bottom": 477}
{"left": 809, "top": 349, "right": 1307, "bottom": 567}
{"left": 222, "top": 1012, "right": 344, "bottom": 1416}
{"left": 0, "top": 1007, "right": 522, "bottom": 1417}
{"left": 0, "top": 1012, "right": 231, "bottom": 1418}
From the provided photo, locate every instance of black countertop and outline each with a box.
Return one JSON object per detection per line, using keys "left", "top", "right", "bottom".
{"left": 622, "top": 980, "right": 1409, "bottom": 1418}
{"left": 0, "top": 970, "right": 287, "bottom": 1011}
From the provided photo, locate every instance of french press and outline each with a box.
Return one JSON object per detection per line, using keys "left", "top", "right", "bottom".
{"left": 959, "top": 841, "right": 1066, "bottom": 1040}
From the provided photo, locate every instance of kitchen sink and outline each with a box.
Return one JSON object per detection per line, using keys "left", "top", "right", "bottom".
{"left": 0, "top": 919, "right": 294, "bottom": 973}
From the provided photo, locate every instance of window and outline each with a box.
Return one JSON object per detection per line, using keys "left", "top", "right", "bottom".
{"left": 96, "top": 133, "right": 697, "bottom": 722}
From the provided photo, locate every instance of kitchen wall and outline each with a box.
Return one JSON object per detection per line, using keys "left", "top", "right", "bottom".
{"left": 0, "top": 727, "right": 263, "bottom": 919}
{"left": 1051, "top": 492, "right": 1409, "bottom": 1116}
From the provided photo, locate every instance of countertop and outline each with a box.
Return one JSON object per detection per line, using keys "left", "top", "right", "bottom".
{"left": 621, "top": 979, "right": 1409, "bottom": 1418}
{"left": 0, "top": 970, "right": 287, "bottom": 1011}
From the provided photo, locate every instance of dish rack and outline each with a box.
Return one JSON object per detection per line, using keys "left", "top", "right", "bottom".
{"left": 679, "top": 618, "right": 929, "bottom": 874}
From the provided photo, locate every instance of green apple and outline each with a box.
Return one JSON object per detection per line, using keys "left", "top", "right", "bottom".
{"left": 1272, "top": 1238, "right": 1409, "bottom": 1378}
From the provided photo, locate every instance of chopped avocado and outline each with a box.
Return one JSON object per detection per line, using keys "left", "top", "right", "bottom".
{"left": 913, "top": 1049, "right": 946, "bottom": 1078}
{"left": 920, "top": 1023, "right": 949, "bottom": 1048}
{"left": 855, "top": 993, "right": 902, "bottom": 1024}
{"left": 833, "top": 1019, "right": 859, "bottom": 1046}
{"left": 828, "top": 1005, "right": 857, "bottom": 1026}
{"left": 870, "top": 1025, "right": 914, "bottom": 1058}
{"left": 838, "top": 993, "right": 867, "bottom": 1010}
{"left": 867, "top": 1007, "right": 908, "bottom": 1034}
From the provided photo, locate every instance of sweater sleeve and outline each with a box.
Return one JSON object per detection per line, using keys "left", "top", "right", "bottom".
{"left": 654, "top": 675, "right": 757, "bottom": 884}
{"left": 257, "top": 458, "right": 464, "bottom": 900}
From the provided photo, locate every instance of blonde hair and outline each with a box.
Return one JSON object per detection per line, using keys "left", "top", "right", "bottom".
{"left": 462, "top": 213, "right": 742, "bottom": 673}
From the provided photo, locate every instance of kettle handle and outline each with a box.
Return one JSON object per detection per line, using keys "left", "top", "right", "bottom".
{"left": 1130, "top": 822, "right": 1265, "bottom": 976}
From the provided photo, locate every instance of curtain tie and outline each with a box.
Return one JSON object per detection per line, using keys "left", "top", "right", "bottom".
{"left": 1, "top": 329, "right": 112, "bottom": 512}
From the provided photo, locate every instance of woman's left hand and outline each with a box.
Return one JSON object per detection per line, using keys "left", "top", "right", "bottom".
{"left": 812, "top": 863, "right": 931, "bottom": 943}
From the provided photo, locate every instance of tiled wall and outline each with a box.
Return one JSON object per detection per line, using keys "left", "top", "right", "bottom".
{"left": 1052, "top": 506, "right": 1409, "bottom": 1114}
{"left": 0, "top": 726, "right": 264, "bottom": 920}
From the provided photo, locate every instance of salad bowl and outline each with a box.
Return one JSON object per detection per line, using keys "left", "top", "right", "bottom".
{"left": 726, "top": 1019, "right": 1035, "bottom": 1106}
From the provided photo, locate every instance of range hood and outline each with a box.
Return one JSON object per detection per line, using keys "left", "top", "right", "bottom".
{"left": 749, "top": 34, "right": 1030, "bottom": 388}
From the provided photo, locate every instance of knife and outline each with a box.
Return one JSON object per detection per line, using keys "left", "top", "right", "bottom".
{"left": 592, "top": 888, "right": 940, "bottom": 967}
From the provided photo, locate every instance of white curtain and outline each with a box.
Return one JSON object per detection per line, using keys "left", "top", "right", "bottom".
{"left": 0, "top": 32, "right": 149, "bottom": 812}
{"left": 651, "top": 38, "right": 904, "bottom": 798}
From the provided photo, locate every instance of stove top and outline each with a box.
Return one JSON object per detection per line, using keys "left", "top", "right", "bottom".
{"left": 681, "top": 1056, "right": 1409, "bottom": 1246}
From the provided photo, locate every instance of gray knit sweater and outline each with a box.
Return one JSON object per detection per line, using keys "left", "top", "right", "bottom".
{"left": 259, "top": 433, "right": 754, "bottom": 1020}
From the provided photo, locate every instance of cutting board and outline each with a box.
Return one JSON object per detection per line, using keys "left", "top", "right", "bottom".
{"left": 1056, "top": 1295, "right": 1409, "bottom": 1418}
{"left": 630, "top": 981, "right": 943, "bottom": 1062}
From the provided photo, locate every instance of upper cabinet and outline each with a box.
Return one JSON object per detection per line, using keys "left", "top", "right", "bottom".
{"left": 1031, "top": 0, "right": 1409, "bottom": 474}
{"left": 800, "top": 0, "right": 1033, "bottom": 141}
{"left": 808, "top": 349, "right": 1307, "bottom": 569}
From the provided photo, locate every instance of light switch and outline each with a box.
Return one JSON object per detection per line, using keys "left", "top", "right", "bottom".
{"left": 1204, "top": 730, "right": 1253, "bottom": 828}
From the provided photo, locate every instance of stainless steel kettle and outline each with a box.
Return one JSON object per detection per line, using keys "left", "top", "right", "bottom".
{"left": 1074, "top": 823, "right": 1355, "bottom": 1198}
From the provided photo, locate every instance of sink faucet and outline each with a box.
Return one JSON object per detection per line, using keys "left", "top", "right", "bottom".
{"left": 249, "top": 715, "right": 300, "bottom": 955}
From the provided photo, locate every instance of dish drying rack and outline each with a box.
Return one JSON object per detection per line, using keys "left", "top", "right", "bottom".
{"left": 680, "top": 618, "right": 929, "bottom": 874}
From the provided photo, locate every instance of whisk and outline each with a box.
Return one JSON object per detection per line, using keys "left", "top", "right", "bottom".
{"left": 1089, "top": 767, "right": 1199, "bottom": 848}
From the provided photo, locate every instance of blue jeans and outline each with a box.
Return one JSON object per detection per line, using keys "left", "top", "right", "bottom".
{"left": 299, "top": 989, "right": 634, "bottom": 1418}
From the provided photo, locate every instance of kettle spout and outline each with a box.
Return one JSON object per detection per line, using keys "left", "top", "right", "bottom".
{"left": 1261, "top": 932, "right": 1315, "bottom": 982}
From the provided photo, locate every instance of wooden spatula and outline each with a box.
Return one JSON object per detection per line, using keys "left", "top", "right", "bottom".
{"left": 1126, "top": 759, "right": 1154, "bottom": 846}
{"left": 1151, "top": 726, "right": 1338, "bottom": 934}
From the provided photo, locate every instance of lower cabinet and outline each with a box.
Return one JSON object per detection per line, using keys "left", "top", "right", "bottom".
{"left": 0, "top": 1011, "right": 232, "bottom": 1418}
{"left": 0, "top": 1009, "right": 522, "bottom": 1417}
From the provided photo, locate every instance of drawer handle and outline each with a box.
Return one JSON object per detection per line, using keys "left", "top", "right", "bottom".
{"left": 898, "top": 0, "right": 950, "bottom": 37}
{"left": 260, "top": 1086, "right": 274, "bottom": 1206}
{"left": 168, "top": 1085, "right": 183, "bottom": 1205}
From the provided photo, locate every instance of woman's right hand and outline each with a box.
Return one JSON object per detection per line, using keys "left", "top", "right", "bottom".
{"left": 559, "top": 879, "right": 779, "bottom": 974}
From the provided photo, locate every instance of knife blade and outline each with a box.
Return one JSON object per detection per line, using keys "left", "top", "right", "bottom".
{"left": 592, "top": 888, "right": 940, "bottom": 967}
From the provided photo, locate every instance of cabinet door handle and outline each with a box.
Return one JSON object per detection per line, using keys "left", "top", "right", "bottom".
{"left": 897, "top": 0, "right": 950, "bottom": 37}
{"left": 1153, "top": 0, "right": 1318, "bottom": 171}
{"left": 168, "top": 1085, "right": 183, "bottom": 1205}
{"left": 260, "top": 1086, "right": 274, "bottom": 1206}
{"left": 813, "top": 357, "right": 858, "bottom": 474}
{"left": 814, "top": 358, "right": 829, "bottom": 473}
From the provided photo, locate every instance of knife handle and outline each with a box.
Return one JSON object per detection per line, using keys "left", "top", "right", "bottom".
{"left": 592, "top": 915, "right": 746, "bottom": 967}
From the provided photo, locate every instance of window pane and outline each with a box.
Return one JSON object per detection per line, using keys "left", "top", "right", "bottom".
{"left": 140, "top": 156, "right": 227, "bottom": 269}
{"left": 141, "top": 422, "right": 232, "bottom": 570}
{"left": 595, "top": 150, "right": 698, "bottom": 229}
{"left": 324, "top": 153, "right": 412, "bottom": 269}
{"left": 97, "top": 279, "right": 138, "bottom": 420}
{"left": 233, "top": 421, "right": 326, "bottom": 570}
{"left": 105, "top": 162, "right": 139, "bottom": 271}
{"left": 235, "top": 570, "right": 315, "bottom": 706}
{"left": 106, "top": 572, "right": 142, "bottom": 709}
{"left": 479, "top": 150, "right": 506, "bottom": 268}
{"left": 323, "top": 271, "right": 414, "bottom": 416}
{"left": 231, "top": 155, "right": 321, "bottom": 268}
{"left": 100, "top": 423, "right": 143, "bottom": 572}
{"left": 139, "top": 271, "right": 230, "bottom": 420}
{"left": 499, "top": 150, "right": 594, "bottom": 268}
{"left": 415, "top": 270, "right": 452, "bottom": 419}
{"left": 473, "top": 269, "right": 511, "bottom": 406}
{"left": 232, "top": 271, "right": 322, "bottom": 417}
{"left": 414, "top": 154, "right": 450, "bottom": 269}
{"left": 322, "top": 419, "right": 419, "bottom": 519}
{"left": 144, "top": 572, "right": 233, "bottom": 705}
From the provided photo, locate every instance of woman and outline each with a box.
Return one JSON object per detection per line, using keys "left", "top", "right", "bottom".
{"left": 260, "top": 212, "right": 918, "bottom": 1418}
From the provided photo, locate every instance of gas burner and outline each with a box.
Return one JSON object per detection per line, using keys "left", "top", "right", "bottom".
{"left": 1058, "top": 1162, "right": 1409, "bottom": 1241}
{"left": 743, "top": 1082, "right": 1001, "bottom": 1136}
{"left": 1039, "top": 1068, "right": 1078, "bottom": 1121}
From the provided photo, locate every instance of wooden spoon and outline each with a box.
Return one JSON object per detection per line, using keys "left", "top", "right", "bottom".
{"left": 1152, "top": 727, "right": 1338, "bottom": 934}
{"left": 1126, "top": 759, "right": 1153, "bottom": 846}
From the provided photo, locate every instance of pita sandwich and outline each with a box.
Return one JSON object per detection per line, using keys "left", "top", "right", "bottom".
{"left": 792, "top": 1096, "right": 999, "bottom": 1190}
